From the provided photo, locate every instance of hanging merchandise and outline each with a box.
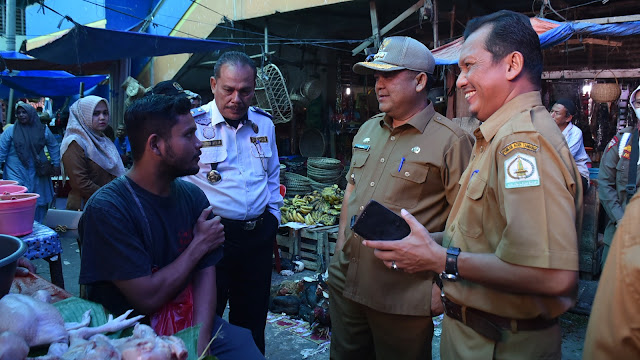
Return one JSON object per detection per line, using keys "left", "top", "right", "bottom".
{"left": 255, "top": 63, "right": 293, "bottom": 124}
{"left": 596, "top": 103, "right": 617, "bottom": 152}
{"left": 590, "top": 70, "right": 621, "bottom": 104}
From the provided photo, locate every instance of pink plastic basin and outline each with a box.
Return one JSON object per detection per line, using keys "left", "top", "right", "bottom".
{"left": 0, "top": 185, "right": 28, "bottom": 195}
{"left": 0, "top": 180, "right": 19, "bottom": 186}
{"left": 0, "top": 193, "right": 40, "bottom": 236}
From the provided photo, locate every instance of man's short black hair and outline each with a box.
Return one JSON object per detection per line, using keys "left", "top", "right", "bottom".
{"left": 213, "top": 51, "right": 257, "bottom": 79}
{"left": 464, "top": 10, "right": 543, "bottom": 88}
{"left": 125, "top": 94, "right": 192, "bottom": 162}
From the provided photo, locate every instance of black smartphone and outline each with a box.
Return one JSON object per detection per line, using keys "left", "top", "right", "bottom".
{"left": 351, "top": 200, "right": 410, "bottom": 240}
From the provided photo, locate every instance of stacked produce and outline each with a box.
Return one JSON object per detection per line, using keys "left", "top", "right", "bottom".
{"left": 280, "top": 185, "right": 344, "bottom": 225}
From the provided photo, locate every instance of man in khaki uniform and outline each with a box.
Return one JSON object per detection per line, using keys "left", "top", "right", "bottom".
{"left": 363, "top": 11, "right": 582, "bottom": 359}
{"left": 328, "top": 36, "right": 473, "bottom": 359}
{"left": 598, "top": 85, "right": 640, "bottom": 270}
{"left": 584, "top": 191, "right": 640, "bottom": 359}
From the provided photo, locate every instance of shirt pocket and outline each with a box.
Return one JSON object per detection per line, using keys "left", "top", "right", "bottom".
{"left": 200, "top": 146, "right": 227, "bottom": 165}
{"left": 249, "top": 138, "right": 273, "bottom": 177}
{"left": 457, "top": 175, "right": 486, "bottom": 238}
{"left": 384, "top": 161, "right": 429, "bottom": 209}
{"left": 349, "top": 151, "right": 370, "bottom": 184}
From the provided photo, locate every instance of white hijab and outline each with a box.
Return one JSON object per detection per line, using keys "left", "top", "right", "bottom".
{"left": 60, "top": 96, "right": 125, "bottom": 176}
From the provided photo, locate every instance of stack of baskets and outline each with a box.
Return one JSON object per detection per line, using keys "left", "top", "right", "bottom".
{"left": 307, "top": 157, "right": 343, "bottom": 191}
{"left": 279, "top": 164, "right": 286, "bottom": 184}
{"left": 284, "top": 172, "right": 312, "bottom": 197}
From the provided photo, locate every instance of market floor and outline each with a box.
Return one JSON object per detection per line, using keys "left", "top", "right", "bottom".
{"left": 31, "top": 232, "right": 589, "bottom": 360}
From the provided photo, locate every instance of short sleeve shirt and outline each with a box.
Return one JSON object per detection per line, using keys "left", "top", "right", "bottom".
{"left": 442, "top": 92, "right": 582, "bottom": 319}
{"left": 79, "top": 176, "right": 222, "bottom": 315}
{"left": 331, "top": 103, "right": 474, "bottom": 316}
{"left": 583, "top": 192, "right": 640, "bottom": 359}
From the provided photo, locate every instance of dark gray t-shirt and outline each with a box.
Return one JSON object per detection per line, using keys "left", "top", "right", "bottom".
{"left": 79, "top": 176, "right": 221, "bottom": 316}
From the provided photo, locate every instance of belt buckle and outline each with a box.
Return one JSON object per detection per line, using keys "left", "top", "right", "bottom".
{"left": 243, "top": 220, "right": 257, "bottom": 231}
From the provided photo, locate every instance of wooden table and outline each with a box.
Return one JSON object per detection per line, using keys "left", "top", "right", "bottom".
{"left": 19, "top": 221, "right": 65, "bottom": 289}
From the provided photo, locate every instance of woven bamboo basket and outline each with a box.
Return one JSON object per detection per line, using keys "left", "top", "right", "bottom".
{"left": 590, "top": 70, "right": 621, "bottom": 103}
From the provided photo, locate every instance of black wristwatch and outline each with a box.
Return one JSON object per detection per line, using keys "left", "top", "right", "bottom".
{"left": 440, "top": 247, "right": 461, "bottom": 282}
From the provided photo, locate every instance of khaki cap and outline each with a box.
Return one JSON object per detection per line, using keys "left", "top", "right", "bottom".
{"left": 353, "top": 36, "right": 435, "bottom": 75}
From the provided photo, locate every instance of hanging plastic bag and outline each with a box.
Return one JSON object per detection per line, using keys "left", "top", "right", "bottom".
{"left": 150, "top": 284, "right": 194, "bottom": 336}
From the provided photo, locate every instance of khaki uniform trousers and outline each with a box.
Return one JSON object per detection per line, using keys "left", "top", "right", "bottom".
{"left": 328, "top": 280, "right": 434, "bottom": 360}
{"left": 440, "top": 315, "right": 561, "bottom": 360}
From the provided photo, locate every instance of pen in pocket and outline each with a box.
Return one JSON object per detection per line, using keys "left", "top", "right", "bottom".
{"left": 398, "top": 157, "right": 406, "bottom": 172}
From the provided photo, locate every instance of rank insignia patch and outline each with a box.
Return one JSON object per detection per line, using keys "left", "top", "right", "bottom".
{"left": 500, "top": 141, "right": 539, "bottom": 156}
{"left": 622, "top": 144, "right": 632, "bottom": 159}
{"left": 504, "top": 153, "right": 540, "bottom": 189}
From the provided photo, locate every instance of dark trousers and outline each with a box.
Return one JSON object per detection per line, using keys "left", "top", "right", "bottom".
{"left": 217, "top": 211, "right": 278, "bottom": 354}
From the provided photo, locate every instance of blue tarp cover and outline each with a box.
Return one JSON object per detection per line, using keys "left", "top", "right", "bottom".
{"left": 0, "top": 70, "right": 107, "bottom": 98}
{"left": 433, "top": 18, "right": 640, "bottom": 65}
{"left": 27, "top": 25, "right": 238, "bottom": 65}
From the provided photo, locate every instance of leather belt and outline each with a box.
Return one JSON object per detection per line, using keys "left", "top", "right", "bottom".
{"left": 441, "top": 295, "right": 557, "bottom": 342}
{"left": 221, "top": 215, "right": 265, "bottom": 231}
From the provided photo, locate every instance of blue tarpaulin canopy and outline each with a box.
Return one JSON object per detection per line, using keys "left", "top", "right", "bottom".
{"left": 0, "top": 69, "right": 107, "bottom": 98}
{"left": 27, "top": 25, "right": 238, "bottom": 65}
{"left": 432, "top": 18, "right": 640, "bottom": 65}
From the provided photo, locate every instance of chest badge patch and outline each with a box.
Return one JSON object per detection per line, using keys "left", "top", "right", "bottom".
{"left": 607, "top": 136, "right": 619, "bottom": 151}
{"left": 411, "top": 146, "right": 421, "bottom": 154}
{"left": 504, "top": 152, "right": 540, "bottom": 189}
{"left": 500, "top": 141, "right": 539, "bottom": 156}
{"left": 363, "top": 137, "right": 371, "bottom": 143}
{"left": 202, "top": 126, "right": 215, "bottom": 139}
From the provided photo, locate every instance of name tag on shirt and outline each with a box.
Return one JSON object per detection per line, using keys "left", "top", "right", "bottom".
{"left": 250, "top": 136, "right": 268, "bottom": 144}
{"left": 354, "top": 144, "right": 370, "bottom": 151}
{"left": 202, "top": 140, "right": 223, "bottom": 147}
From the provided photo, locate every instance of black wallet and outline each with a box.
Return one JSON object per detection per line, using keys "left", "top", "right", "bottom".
{"left": 351, "top": 200, "right": 411, "bottom": 240}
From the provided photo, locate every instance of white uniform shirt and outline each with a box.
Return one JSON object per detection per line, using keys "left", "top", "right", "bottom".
{"left": 562, "top": 122, "right": 591, "bottom": 180}
{"left": 183, "top": 100, "right": 283, "bottom": 221}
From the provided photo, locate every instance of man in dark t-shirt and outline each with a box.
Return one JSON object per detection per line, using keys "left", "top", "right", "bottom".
{"left": 79, "top": 95, "right": 263, "bottom": 359}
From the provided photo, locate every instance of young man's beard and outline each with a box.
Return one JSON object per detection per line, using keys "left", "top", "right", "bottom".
{"left": 163, "top": 143, "right": 200, "bottom": 179}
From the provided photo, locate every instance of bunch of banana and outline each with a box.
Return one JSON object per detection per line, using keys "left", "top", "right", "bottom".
{"left": 280, "top": 187, "right": 344, "bottom": 225}
{"left": 321, "top": 184, "right": 345, "bottom": 205}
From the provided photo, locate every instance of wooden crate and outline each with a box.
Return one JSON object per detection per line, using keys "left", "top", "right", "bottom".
{"left": 276, "top": 227, "right": 300, "bottom": 260}
{"left": 276, "top": 225, "right": 339, "bottom": 271}
{"left": 299, "top": 225, "right": 339, "bottom": 271}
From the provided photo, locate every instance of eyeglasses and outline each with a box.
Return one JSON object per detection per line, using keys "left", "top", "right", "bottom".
{"left": 253, "top": 139, "right": 267, "bottom": 173}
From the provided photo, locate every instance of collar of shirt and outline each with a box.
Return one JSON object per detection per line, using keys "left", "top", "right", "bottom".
{"left": 562, "top": 121, "right": 574, "bottom": 138}
{"left": 378, "top": 101, "right": 436, "bottom": 134}
{"left": 208, "top": 101, "right": 250, "bottom": 128}
{"left": 478, "top": 91, "right": 543, "bottom": 143}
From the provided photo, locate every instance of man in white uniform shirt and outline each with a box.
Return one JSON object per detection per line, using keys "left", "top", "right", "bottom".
{"left": 550, "top": 97, "right": 591, "bottom": 193}
{"left": 184, "top": 51, "right": 283, "bottom": 354}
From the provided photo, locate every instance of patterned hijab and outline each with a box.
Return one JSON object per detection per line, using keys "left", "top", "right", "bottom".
{"left": 60, "top": 96, "right": 125, "bottom": 176}
{"left": 12, "top": 102, "right": 46, "bottom": 166}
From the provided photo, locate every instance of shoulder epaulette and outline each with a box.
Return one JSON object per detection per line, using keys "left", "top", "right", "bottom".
{"left": 190, "top": 106, "right": 206, "bottom": 118}
{"left": 250, "top": 106, "right": 273, "bottom": 119}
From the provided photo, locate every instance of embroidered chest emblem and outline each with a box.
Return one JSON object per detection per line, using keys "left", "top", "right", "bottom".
{"left": 363, "top": 137, "right": 371, "bottom": 143}
{"left": 504, "top": 153, "right": 540, "bottom": 188}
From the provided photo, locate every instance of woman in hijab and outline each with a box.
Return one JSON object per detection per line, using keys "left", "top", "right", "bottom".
{"left": 0, "top": 101, "right": 61, "bottom": 222}
{"left": 61, "top": 96, "right": 125, "bottom": 210}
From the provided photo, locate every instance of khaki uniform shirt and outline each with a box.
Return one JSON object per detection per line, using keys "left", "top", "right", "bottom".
{"left": 62, "top": 141, "right": 117, "bottom": 210}
{"left": 583, "top": 192, "right": 640, "bottom": 360}
{"left": 442, "top": 92, "right": 582, "bottom": 320}
{"left": 329, "top": 103, "right": 474, "bottom": 316}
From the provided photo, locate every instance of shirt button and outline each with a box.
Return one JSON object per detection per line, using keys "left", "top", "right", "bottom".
{"left": 360, "top": 205, "right": 364, "bottom": 211}
{"left": 380, "top": 158, "right": 385, "bottom": 163}
{"left": 390, "top": 136, "right": 396, "bottom": 141}
{"left": 404, "top": 172, "right": 410, "bottom": 177}
{"left": 370, "top": 181, "right": 375, "bottom": 186}
{"left": 450, "top": 224, "right": 455, "bottom": 232}
{"left": 351, "top": 174, "right": 355, "bottom": 179}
